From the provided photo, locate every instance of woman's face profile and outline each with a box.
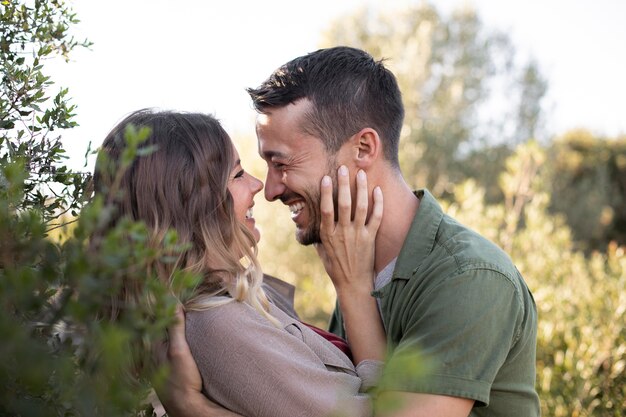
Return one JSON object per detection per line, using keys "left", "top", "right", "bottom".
{"left": 227, "top": 145, "right": 264, "bottom": 243}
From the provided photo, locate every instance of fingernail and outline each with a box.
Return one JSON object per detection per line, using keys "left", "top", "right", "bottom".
{"left": 321, "top": 176, "right": 331, "bottom": 186}
{"left": 339, "top": 165, "right": 348, "bottom": 176}
{"left": 357, "top": 170, "right": 366, "bottom": 180}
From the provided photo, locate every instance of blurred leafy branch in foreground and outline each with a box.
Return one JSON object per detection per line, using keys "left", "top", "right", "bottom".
{"left": 1, "top": 2, "right": 191, "bottom": 415}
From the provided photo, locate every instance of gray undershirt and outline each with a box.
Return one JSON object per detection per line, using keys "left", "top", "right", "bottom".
{"left": 374, "top": 257, "right": 397, "bottom": 318}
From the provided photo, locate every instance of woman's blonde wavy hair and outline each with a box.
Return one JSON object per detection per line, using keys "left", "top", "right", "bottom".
{"left": 93, "top": 109, "right": 274, "bottom": 323}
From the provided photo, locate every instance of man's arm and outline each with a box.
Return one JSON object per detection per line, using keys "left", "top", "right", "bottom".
{"left": 155, "top": 306, "right": 242, "bottom": 417}
{"left": 377, "top": 392, "right": 473, "bottom": 417}
{"left": 158, "top": 309, "right": 472, "bottom": 417}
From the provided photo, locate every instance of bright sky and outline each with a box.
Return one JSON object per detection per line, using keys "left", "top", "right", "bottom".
{"left": 48, "top": 0, "right": 626, "bottom": 170}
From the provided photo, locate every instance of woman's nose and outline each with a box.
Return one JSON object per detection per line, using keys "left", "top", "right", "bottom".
{"left": 250, "top": 175, "right": 264, "bottom": 195}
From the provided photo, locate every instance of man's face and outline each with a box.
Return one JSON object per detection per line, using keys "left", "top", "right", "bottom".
{"left": 256, "top": 100, "right": 341, "bottom": 245}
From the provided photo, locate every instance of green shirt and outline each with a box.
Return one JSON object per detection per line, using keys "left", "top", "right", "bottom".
{"left": 329, "top": 190, "right": 540, "bottom": 416}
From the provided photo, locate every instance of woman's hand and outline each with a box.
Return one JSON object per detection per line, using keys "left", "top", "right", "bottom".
{"left": 316, "top": 166, "right": 383, "bottom": 295}
{"left": 316, "top": 166, "right": 386, "bottom": 365}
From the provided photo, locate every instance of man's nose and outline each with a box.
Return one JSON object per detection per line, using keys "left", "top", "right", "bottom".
{"left": 264, "top": 169, "right": 285, "bottom": 202}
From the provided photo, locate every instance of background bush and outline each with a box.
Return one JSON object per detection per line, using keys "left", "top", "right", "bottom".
{"left": 442, "top": 143, "right": 626, "bottom": 416}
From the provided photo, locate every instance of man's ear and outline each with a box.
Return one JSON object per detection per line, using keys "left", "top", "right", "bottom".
{"left": 351, "top": 128, "right": 381, "bottom": 169}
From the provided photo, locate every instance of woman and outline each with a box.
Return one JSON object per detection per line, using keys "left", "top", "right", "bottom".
{"left": 94, "top": 109, "right": 385, "bottom": 417}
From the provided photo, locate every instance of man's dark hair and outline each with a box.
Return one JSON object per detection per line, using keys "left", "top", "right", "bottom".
{"left": 247, "top": 46, "right": 405, "bottom": 167}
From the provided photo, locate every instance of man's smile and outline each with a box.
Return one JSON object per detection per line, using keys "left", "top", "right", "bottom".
{"left": 288, "top": 201, "right": 305, "bottom": 219}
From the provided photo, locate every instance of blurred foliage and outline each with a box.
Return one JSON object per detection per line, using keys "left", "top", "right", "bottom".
{"left": 1, "top": 175, "right": 182, "bottom": 416}
{"left": 1, "top": 1, "right": 186, "bottom": 415}
{"left": 546, "top": 130, "right": 626, "bottom": 252}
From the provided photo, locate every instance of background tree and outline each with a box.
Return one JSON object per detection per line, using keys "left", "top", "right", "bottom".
{"left": 546, "top": 129, "right": 626, "bottom": 251}
{"left": 513, "top": 59, "right": 548, "bottom": 145}
{"left": 1, "top": 0, "right": 91, "bottom": 221}
{"left": 319, "top": 4, "right": 548, "bottom": 197}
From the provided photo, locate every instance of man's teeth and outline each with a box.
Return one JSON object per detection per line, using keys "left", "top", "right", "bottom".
{"left": 245, "top": 208, "right": 253, "bottom": 219}
{"left": 289, "top": 202, "right": 304, "bottom": 215}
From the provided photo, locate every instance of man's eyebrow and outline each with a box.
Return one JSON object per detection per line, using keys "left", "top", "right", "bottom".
{"left": 261, "top": 150, "right": 288, "bottom": 160}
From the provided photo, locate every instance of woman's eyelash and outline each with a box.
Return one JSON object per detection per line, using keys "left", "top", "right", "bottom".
{"left": 234, "top": 170, "right": 245, "bottom": 179}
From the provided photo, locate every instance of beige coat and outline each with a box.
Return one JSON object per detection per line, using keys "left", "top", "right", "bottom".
{"left": 186, "top": 294, "right": 381, "bottom": 417}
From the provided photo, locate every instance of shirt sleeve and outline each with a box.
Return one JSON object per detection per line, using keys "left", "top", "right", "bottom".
{"left": 185, "top": 302, "right": 373, "bottom": 417}
{"left": 384, "top": 269, "right": 523, "bottom": 407}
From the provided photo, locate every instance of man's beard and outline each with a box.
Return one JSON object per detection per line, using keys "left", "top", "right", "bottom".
{"left": 295, "top": 187, "right": 322, "bottom": 246}
{"left": 279, "top": 185, "right": 323, "bottom": 246}
{"left": 290, "top": 162, "right": 338, "bottom": 246}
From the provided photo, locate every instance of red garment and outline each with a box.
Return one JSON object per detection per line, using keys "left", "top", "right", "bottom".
{"left": 301, "top": 322, "right": 353, "bottom": 362}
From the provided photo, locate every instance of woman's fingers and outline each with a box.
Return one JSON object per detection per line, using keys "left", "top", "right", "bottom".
{"left": 317, "top": 166, "right": 383, "bottom": 292}
{"left": 167, "top": 304, "right": 189, "bottom": 357}
{"left": 337, "top": 165, "right": 352, "bottom": 226}
{"left": 319, "top": 175, "right": 334, "bottom": 239}
{"left": 152, "top": 303, "right": 186, "bottom": 368}
{"left": 367, "top": 186, "right": 384, "bottom": 234}
{"left": 320, "top": 166, "right": 382, "bottom": 236}
{"left": 354, "top": 169, "right": 369, "bottom": 227}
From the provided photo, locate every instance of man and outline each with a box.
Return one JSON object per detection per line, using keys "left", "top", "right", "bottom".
{"left": 163, "top": 46, "right": 540, "bottom": 416}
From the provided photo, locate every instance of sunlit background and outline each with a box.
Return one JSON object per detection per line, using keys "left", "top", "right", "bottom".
{"left": 50, "top": 0, "right": 626, "bottom": 305}
{"left": 52, "top": 0, "right": 626, "bottom": 169}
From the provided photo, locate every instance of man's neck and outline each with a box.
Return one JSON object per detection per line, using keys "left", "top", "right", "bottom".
{"left": 374, "top": 175, "right": 420, "bottom": 273}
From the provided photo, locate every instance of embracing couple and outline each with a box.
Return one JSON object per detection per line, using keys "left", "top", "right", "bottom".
{"left": 95, "top": 46, "right": 540, "bottom": 417}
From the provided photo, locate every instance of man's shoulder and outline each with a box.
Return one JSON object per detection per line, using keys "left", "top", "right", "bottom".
{"left": 398, "top": 211, "right": 519, "bottom": 284}
{"left": 393, "top": 207, "right": 532, "bottom": 314}
{"left": 401, "top": 189, "right": 519, "bottom": 283}
{"left": 436, "top": 213, "right": 518, "bottom": 277}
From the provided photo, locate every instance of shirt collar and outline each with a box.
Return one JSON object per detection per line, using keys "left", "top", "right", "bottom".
{"left": 393, "top": 189, "right": 444, "bottom": 280}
